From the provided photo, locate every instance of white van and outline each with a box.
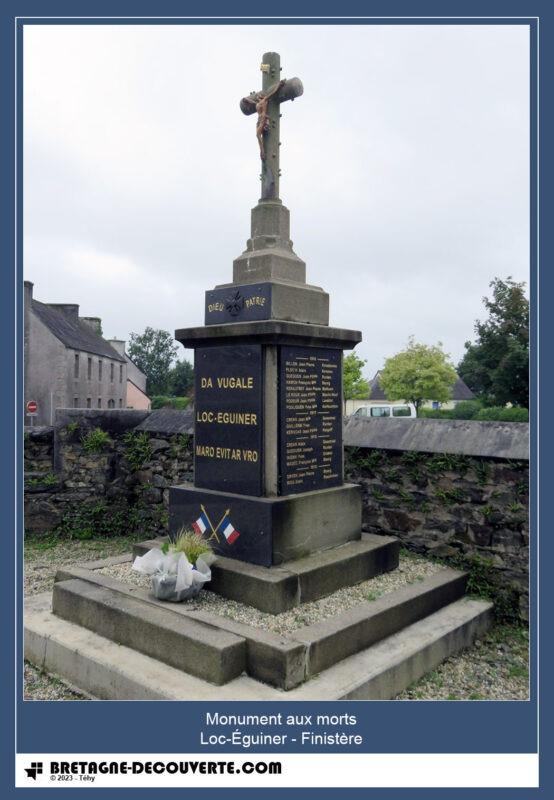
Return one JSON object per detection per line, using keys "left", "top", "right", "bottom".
{"left": 353, "top": 403, "right": 416, "bottom": 419}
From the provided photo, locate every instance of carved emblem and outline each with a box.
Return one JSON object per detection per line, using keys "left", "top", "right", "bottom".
{"left": 226, "top": 290, "right": 244, "bottom": 316}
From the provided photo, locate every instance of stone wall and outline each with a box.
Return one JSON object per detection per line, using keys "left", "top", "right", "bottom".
{"left": 24, "top": 409, "right": 529, "bottom": 621}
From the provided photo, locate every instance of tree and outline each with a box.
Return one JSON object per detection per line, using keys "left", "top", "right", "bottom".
{"left": 343, "top": 352, "right": 370, "bottom": 411}
{"left": 127, "top": 327, "right": 179, "bottom": 396}
{"left": 458, "top": 277, "right": 529, "bottom": 408}
{"left": 168, "top": 359, "right": 194, "bottom": 397}
{"left": 379, "top": 337, "right": 458, "bottom": 416}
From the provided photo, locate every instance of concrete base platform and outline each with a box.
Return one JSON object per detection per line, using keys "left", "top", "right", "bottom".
{"left": 134, "top": 533, "right": 399, "bottom": 613}
{"left": 169, "top": 483, "right": 363, "bottom": 567}
{"left": 25, "top": 593, "right": 492, "bottom": 700}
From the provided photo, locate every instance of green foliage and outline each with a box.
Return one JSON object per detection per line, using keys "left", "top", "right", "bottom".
{"left": 81, "top": 428, "right": 112, "bottom": 453}
{"left": 151, "top": 396, "right": 190, "bottom": 410}
{"left": 473, "top": 460, "right": 490, "bottom": 485}
{"left": 167, "top": 359, "right": 194, "bottom": 397}
{"left": 56, "top": 501, "right": 143, "bottom": 540}
{"left": 165, "top": 528, "right": 212, "bottom": 564}
{"left": 442, "top": 552, "right": 520, "bottom": 623}
{"left": 451, "top": 400, "right": 483, "bottom": 419}
{"left": 434, "top": 487, "right": 466, "bottom": 506}
{"left": 427, "top": 453, "right": 470, "bottom": 475}
{"left": 128, "top": 327, "right": 179, "bottom": 395}
{"left": 123, "top": 431, "right": 153, "bottom": 471}
{"left": 343, "top": 353, "right": 370, "bottom": 404}
{"left": 379, "top": 337, "right": 458, "bottom": 415}
{"left": 25, "top": 472, "right": 58, "bottom": 488}
{"left": 475, "top": 406, "right": 529, "bottom": 422}
{"left": 65, "top": 422, "right": 79, "bottom": 433}
{"left": 458, "top": 277, "right": 529, "bottom": 408}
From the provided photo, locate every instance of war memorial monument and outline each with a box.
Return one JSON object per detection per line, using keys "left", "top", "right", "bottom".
{"left": 24, "top": 53, "right": 493, "bottom": 700}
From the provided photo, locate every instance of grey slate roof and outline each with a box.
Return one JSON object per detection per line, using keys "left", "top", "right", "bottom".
{"left": 136, "top": 408, "right": 194, "bottom": 434}
{"left": 369, "top": 371, "right": 475, "bottom": 402}
{"left": 32, "top": 301, "right": 126, "bottom": 362}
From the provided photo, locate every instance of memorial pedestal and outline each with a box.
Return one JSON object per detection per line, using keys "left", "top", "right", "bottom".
{"left": 172, "top": 320, "right": 362, "bottom": 567}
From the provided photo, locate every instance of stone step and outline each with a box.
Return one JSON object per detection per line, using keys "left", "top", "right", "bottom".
{"left": 290, "top": 567, "right": 468, "bottom": 677}
{"left": 54, "top": 564, "right": 306, "bottom": 691}
{"left": 54, "top": 560, "right": 466, "bottom": 691}
{"left": 133, "top": 533, "right": 400, "bottom": 614}
{"left": 52, "top": 578, "right": 246, "bottom": 686}
{"left": 25, "top": 592, "right": 493, "bottom": 700}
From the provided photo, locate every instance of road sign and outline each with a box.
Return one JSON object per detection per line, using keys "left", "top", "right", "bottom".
{"left": 26, "top": 400, "right": 38, "bottom": 414}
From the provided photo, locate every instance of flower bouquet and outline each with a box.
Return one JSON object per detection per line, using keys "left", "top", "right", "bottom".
{"left": 132, "top": 529, "right": 215, "bottom": 602}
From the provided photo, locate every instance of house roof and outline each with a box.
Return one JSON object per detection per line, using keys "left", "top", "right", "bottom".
{"left": 369, "top": 371, "right": 475, "bottom": 402}
{"left": 32, "top": 300, "right": 126, "bottom": 362}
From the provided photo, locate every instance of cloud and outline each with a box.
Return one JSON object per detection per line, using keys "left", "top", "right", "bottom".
{"left": 24, "top": 23, "right": 529, "bottom": 373}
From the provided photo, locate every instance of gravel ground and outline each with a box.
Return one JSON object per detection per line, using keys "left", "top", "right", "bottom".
{"left": 24, "top": 535, "right": 145, "bottom": 597}
{"left": 99, "top": 551, "right": 442, "bottom": 635}
{"left": 24, "top": 537, "right": 529, "bottom": 701}
{"left": 395, "top": 624, "right": 529, "bottom": 700}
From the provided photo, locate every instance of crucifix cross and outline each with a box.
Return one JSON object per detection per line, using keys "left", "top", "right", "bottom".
{"left": 240, "top": 52, "right": 303, "bottom": 201}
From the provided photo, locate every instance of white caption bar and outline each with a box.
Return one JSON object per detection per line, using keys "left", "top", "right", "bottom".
{"left": 16, "top": 753, "right": 539, "bottom": 788}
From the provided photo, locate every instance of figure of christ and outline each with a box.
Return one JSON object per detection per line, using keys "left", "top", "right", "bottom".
{"left": 255, "top": 79, "right": 286, "bottom": 160}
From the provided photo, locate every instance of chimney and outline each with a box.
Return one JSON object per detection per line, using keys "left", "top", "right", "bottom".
{"left": 24, "top": 280, "right": 34, "bottom": 306}
{"left": 81, "top": 316, "right": 102, "bottom": 335}
{"left": 108, "top": 338, "right": 126, "bottom": 357}
{"left": 47, "top": 303, "right": 80, "bottom": 319}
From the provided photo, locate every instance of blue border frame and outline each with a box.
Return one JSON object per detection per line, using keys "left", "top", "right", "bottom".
{"left": 3, "top": 1, "right": 549, "bottom": 797}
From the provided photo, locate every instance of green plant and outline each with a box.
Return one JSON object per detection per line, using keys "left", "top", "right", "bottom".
{"left": 162, "top": 528, "right": 212, "bottom": 564}
{"left": 371, "top": 487, "right": 387, "bottom": 501}
{"left": 366, "top": 590, "right": 383, "bottom": 601}
{"left": 81, "top": 427, "right": 112, "bottom": 453}
{"left": 434, "top": 487, "right": 466, "bottom": 506}
{"left": 481, "top": 505, "right": 495, "bottom": 519}
{"left": 508, "top": 502, "right": 524, "bottom": 513}
{"left": 151, "top": 396, "right": 190, "bottom": 410}
{"left": 450, "top": 400, "right": 483, "bottom": 420}
{"left": 25, "top": 472, "right": 58, "bottom": 488}
{"left": 473, "top": 459, "right": 490, "bottom": 486}
{"left": 427, "top": 453, "right": 469, "bottom": 475}
{"left": 475, "top": 406, "right": 529, "bottom": 422}
{"left": 515, "top": 481, "right": 528, "bottom": 497}
{"left": 66, "top": 421, "right": 79, "bottom": 433}
{"left": 507, "top": 663, "right": 528, "bottom": 679}
{"left": 123, "top": 431, "right": 153, "bottom": 471}
{"left": 56, "top": 501, "right": 144, "bottom": 540}
{"left": 442, "top": 552, "right": 520, "bottom": 623}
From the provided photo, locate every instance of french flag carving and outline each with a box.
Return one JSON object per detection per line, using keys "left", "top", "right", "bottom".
{"left": 221, "top": 519, "right": 240, "bottom": 545}
{"left": 192, "top": 511, "right": 210, "bottom": 536}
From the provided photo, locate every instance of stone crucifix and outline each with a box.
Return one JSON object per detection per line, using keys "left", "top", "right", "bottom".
{"left": 240, "top": 52, "right": 303, "bottom": 201}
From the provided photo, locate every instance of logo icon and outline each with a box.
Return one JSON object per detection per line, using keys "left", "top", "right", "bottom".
{"left": 226, "top": 290, "right": 244, "bottom": 317}
{"left": 192, "top": 505, "right": 240, "bottom": 545}
{"left": 25, "top": 762, "right": 43, "bottom": 781}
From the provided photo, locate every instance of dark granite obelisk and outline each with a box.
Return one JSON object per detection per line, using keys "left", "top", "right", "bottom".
{"left": 170, "top": 53, "right": 363, "bottom": 567}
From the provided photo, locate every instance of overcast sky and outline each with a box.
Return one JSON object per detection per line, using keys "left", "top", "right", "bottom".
{"left": 24, "top": 23, "right": 529, "bottom": 376}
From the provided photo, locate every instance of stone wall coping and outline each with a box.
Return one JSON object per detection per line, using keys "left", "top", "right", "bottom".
{"left": 46, "top": 408, "right": 529, "bottom": 460}
{"left": 343, "top": 416, "right": 529, "bottom": 460}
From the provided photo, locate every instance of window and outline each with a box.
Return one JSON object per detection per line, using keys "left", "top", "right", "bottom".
{"left": 74, "top": 353, "right": 79, "bottom": 378}
{"left": 87, "top": 357, "right": 92, "bottom": 379}
{"left": 118, "top": 399, "right": 122, "bottom": 408}
{"left": 370, "top": 407, "right": 390, "bottom": 417}
{"left": 98, "top": 360, "right": 103, "bottom": 380}
{"left": 86, "top": 398, "right": 91, "bottom": 409}
{"left": 73, "top": 397, "right": 79, "bottom": 408}
{"left": 392, "top": 406, "right": 411, "bottom": 417}
{"left": 432, "top": 401, "right": 440, "bottom": 410}
{"left": 119, "top": 364, "right": 123, "bottom": 383}
{"left": 110, "top": 362, "right": 114, "bottom": 383}
{"left": 107, "top": 399, "right": 115, "bottom": 409}
{"left": 97, "top": 399, "right": 102, "bottom": 408}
